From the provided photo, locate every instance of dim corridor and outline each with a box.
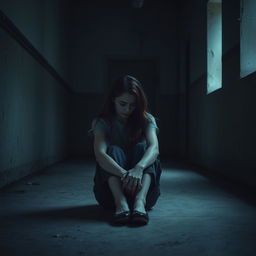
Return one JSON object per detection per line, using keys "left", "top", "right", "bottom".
{"left": 0, "top": 159, "right": 256, "bottom": 256}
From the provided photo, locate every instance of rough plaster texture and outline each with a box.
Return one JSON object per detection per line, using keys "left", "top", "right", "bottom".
{"left": 0, "top": 4, "right": 70, "bottom": 188}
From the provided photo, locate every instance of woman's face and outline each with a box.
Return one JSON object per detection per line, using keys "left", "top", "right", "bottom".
{"left": 114, "top": 92, "right": 136, "bottom": 122}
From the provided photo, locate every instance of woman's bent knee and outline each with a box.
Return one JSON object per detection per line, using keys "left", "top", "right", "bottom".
{"left": 107, "top": 145, "right": 124, "bottom": 155}
{"left": 107, "top": 175, "right": 122, "bottom": 189}
{"left": 106, "top": 145, "right": 127, "bottom": 167}
{"left": 108, "top": 175, "right": 120, "bottom": 183}
{"left": 134, "top": 141, "right": 147, "bottom": 152}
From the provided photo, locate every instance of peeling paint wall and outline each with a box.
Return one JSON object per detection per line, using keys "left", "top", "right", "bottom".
{"left": 0, "top": 1, "right": 71, "bottom": 188}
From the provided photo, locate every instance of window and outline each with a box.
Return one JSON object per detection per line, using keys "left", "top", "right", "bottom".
{"left": 240, "top": 0, "right": 256, "bottom": 78}
{"left": 207, "top": 0, "right": 222, "bottom": 94}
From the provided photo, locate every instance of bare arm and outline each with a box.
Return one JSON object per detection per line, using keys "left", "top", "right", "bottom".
{"left": 93, "top": 130, "right": 127, "bottom": 178}
{"left": 134, "top": 127, "right": 160, "bottom": 171}
{"left": 122, "top": 127, "right": 160, "bottom": 195}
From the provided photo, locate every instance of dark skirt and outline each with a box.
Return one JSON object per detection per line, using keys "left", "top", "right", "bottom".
{"left": 93, "top": 141, "right": 162, "bottom": 211}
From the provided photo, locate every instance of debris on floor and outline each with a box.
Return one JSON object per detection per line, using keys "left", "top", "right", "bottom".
{"left": 25, "top": 181, "right": 40, "bottom": 185}
{"left": 52, "top": 234, "right": 69, "bottom": 239}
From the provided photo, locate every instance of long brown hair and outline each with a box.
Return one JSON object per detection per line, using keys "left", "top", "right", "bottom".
{"left": 98, "top": 75, "right": 150, "bottom": 146}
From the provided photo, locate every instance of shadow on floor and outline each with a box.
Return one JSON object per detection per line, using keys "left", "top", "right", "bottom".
{"left": 15, "top": 205, "right": 151, "bottom": 228}
{"left": 190, "top": 166, "right": 256, "bottom": 206}
{"left": 22, "top": 204, "right": 113, "bottom": 223}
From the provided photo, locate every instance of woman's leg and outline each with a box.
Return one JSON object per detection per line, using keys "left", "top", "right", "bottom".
{"left": 108, "top": 176, "right": 130, "bottom": 214}
{"left": 133, "top": 173, "right": 151, "bottom": 214}
{"left": 93, "top": 145, "right": 129, "bottom": 212}
{"left": 106, "top": 145, "right": 130, "bottom": 214}
{"left": 128, "top": 142, "right": 150, "bottom": 209}
{"left": 128, "top": 141, "right": 161, "bottom": 211}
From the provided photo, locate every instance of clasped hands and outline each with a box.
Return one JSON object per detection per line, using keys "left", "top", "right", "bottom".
{"left": 121, "top": 166, "right": 144, "bottom": 196}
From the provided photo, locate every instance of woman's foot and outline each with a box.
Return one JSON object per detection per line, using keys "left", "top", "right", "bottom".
{"left": 115, "top": 200, "right": 130, "bottom": 215}
{"left": 131, "top": 210, "right": 148, "bottom": 225}
{"left": 113, "top": 211, "right": 131, "bottom": 225}
{"left": 131, "top": 198, "right": 148, "bottom": 225}
{"left": 133, "top": 198, "right": 146, "bottom": 214}
{"left": 112, "top": 200, "right": 131, "bottom": 225}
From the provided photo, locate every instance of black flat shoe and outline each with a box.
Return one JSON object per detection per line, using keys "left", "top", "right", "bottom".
{"left": 113, "top": 211, "right": 131, "bottom": 225}
{"left": 131, "top": 210, "right": 149, "bottom": 225}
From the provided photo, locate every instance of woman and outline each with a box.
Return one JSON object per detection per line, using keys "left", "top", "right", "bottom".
{"left": 89, "top": 75, "right": 162, "bottom": 225}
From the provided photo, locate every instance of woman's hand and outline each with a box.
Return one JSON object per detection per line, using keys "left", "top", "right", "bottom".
{"left": 121, "top": 166, "right": 143, "bottom": 196}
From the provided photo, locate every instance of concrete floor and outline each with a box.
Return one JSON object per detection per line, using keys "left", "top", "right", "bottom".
{"left": 1, "top": 159, "right": 256, "bottom": 256}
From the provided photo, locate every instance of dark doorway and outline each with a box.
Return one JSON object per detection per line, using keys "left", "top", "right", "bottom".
{"left": 107, "top": 58, "right": 158, "bottom": 115}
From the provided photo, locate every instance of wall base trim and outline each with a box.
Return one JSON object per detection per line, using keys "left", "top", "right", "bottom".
{"left": 0, "top": 156, "right": 66, "bottom": 189}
